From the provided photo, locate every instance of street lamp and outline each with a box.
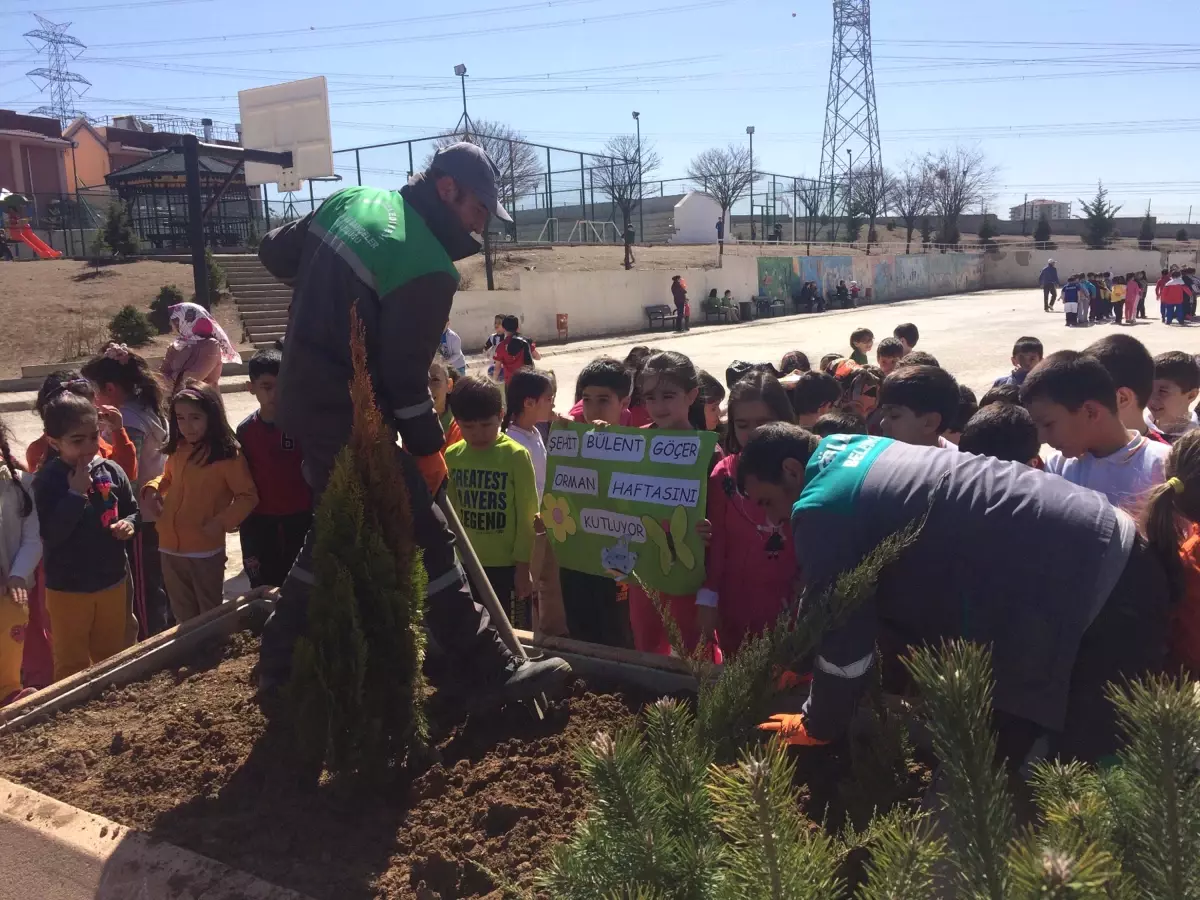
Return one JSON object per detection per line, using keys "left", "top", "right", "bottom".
{"left": 633, "top": 111, "right": 642, "bottom": 241}
{"left": 746, "top": 126, "right": 755, "bottom": 241}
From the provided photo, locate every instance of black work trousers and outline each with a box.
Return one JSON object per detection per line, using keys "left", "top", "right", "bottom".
{"left": 259, "top": 442, "right": 510, "bottom": 681}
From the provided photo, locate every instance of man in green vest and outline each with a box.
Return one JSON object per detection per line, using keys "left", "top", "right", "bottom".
{"left": 257, "top": 143, "right": 571, "bottom": 703}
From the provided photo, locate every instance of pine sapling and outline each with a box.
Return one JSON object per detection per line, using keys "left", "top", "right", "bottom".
{"left": 1105, "top": 676, "right": 1200, "bottom": 900}
{"left": 854, "top": 808, "right": 944, "bottom": 900}
{"left": 289, "top": 305, "right": 428, "bottom": 779}
{"left": 904, "top": 640, "right": 1013, "bottom": 900}
{"left": 708, "top": 738, "right": 844, "bottom": 900}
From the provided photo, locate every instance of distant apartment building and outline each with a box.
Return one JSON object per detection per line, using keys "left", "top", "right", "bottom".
{"left": 64, "top": 114, "right": 239, "bottom": 189}
{"left": 1010, "top": 198, "right": 1072, "bottom": 222}
{"left": 0, "top": 109, "right": 72, "bottom": 196}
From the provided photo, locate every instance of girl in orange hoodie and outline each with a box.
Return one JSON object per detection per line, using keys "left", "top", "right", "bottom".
{"left": 141, "top": 381, "right": 257, "bottom": 623}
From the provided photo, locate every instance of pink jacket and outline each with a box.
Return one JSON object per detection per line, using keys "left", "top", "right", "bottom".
{"left": 162, "top": 338, "right": 223, "bottom": 392}
{"left": 698, "top": 453, "right": 799, "bottom": 655}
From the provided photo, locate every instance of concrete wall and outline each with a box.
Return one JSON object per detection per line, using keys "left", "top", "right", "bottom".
{"left": 983, "top": 246, "right": 1200, "bottom": 289}
{"left": 449, "top": 256, "right": 757, "bottom": 345}
{"left": 447, "top": 245, "right": 1200, "bottom": 348}
{"left": 756, "top": 252, "right": 986, "bottom": 305}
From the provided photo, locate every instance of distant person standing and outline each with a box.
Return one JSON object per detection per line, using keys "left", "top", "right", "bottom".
{"left": 624, "top": 221, "right": 636, "bottom": 270}
{"left": 715, "top": 217, "right": 724, "bottom": 254}
{"left": 0, "top": 228, "right": 12, "bottom": 262}
{"left": 1040, "top": 258, "right": 1060, "bottom": 311}
{"left": 671, "top": 275, "right": 688, "bottom": 333}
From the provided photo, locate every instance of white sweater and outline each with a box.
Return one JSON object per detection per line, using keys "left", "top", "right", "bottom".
{"left": 0, "top": 465, "right": 41, "bottom": 584}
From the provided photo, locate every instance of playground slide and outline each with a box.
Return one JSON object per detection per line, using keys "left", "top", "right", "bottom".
{"left": 14, "top": 224, "right": 62, "bottom": 259}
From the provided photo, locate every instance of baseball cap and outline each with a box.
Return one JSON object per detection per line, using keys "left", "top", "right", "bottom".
{"left": 429, "top": 142, "right": 513, "bottom": 223}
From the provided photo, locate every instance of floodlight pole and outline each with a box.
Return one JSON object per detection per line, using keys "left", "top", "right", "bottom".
{"left": 182, "top": 134, "right": 293, "bottom": 307}
{"left": 632, "top": 111, "right": 642, "bottom": 241}
{"left": 453, "top": 64, "right": 473, "bottom": 139}
{"left": 746, "top": 126, "right": 755, "bottom": 242}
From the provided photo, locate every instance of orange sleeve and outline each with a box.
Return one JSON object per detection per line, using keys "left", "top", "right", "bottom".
{"left": 144, "top": 452, "right": 173, "bottom": 497}
{"left": 1170, "top": 531, "right": 1200, "bottom": 674}
{"left": 25, "top": 435, "right": 48, "bottom": 472}
{"left": 106, "top": 428, "right": 138, "bottom": 483}
{"left": 216, "top": 454, "right": 259, "bottom": 531}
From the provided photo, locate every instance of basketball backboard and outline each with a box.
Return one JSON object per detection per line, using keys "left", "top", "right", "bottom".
{"left": 238, "top": 76, "right": 333, "bottom": 192}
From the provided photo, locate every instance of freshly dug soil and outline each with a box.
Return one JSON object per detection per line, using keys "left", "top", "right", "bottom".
{"left": 0, "top": 632, "right": 652, "bottom": 900}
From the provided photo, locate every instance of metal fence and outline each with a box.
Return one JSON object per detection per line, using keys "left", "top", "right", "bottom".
{"left": 259, "top": 129, "right": 847, "bottom": 248}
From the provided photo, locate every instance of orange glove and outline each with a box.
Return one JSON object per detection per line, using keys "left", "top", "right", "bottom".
{"left": 772, "top": 668, "right": 813, "bottom": 692}
{"left": 758, "top": 713, "right": 831, "bottom": 746}
{"left": 415, "top": 451, "right": 448, "bottom": 497}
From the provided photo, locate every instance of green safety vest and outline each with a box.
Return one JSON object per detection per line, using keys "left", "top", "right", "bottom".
{"left": 309, "top": 186, "right": 459, "bottom": 296}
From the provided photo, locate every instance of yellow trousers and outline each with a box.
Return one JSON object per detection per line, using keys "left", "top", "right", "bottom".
{"left": 0, "top": 595, "right": 28, "bottom": 702}
{"left": 45, "top": 581, "right": 129, "bottom": 683}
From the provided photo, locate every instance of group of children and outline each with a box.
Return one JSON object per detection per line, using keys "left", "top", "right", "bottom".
{"left": 1057, "top": 266, "right": 1199, "bottom": 328}
{"left": 0, "top": 342, "right": 310, "bottom": 705}
{"left": 434, "top": 308, "right": 1200, "bottom": 676}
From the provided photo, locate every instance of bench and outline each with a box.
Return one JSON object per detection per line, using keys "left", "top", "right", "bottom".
{"left": 755, "top": 295, "right": 787, "bottom": 318}
{"left": 645, "top": 304, "right": 679, "bottom": 331}
{"left": 702, "top": 304, "right": 734, "bottom": 323}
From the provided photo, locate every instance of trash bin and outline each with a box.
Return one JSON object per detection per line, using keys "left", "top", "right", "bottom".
{"left": 738, "top": 300, "right": 754, "bottom": 321}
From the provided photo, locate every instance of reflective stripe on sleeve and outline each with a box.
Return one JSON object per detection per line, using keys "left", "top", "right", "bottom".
{"left": 394, "top": 398, "right": 435, "bottom": 420}
{"left": 815, "top": 653, "right": 874, "bottom": 680}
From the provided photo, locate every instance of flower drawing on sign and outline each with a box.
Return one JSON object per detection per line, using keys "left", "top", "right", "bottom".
{"left": 542, "top": 493, "right": 577, "bottom": 542}
{"left": 641, "top": 505, "right": 695, "bottom": 575}
{"left": 601, "top": 538, "right": 638, "bottom": 581}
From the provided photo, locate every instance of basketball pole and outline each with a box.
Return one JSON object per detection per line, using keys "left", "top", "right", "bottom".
{"left": 181, "top": 136, "right": 293, "bottom": 308}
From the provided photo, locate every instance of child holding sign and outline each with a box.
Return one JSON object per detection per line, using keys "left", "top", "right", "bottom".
{"left": 445, "top": 376, "right": 539, "bottom": 626}
{"left": 627, "top": 351, "right": 715, "bottom": 657}
{"left": 698, "top": 371, "right": 798, "bottom": 656}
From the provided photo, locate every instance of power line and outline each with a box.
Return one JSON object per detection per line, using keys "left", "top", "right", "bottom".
{"left": 46, "top": 0, "right": 736, "bottom": 61}
{"left": 0, "top": 0, "right": 220, "bottom": 15}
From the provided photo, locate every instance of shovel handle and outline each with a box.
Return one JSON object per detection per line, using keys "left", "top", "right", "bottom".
{"left": 436, "top": 490, "right": 530, "bottom": 663}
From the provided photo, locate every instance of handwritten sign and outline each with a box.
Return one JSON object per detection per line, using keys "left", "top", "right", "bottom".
{"left": 543, "top": 421, "right": 718, "bottom": 594}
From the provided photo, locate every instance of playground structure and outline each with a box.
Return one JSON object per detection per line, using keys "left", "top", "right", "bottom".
{"left": 8, "top": 220, "right": 61, "bottom": 258}
{"left": 1, "top": 190, "right": 63, "bottom": 259}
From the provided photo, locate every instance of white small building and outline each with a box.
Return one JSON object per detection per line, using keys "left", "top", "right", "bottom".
{"left": 672, "top": 191, "right": 727, "bottom": 243}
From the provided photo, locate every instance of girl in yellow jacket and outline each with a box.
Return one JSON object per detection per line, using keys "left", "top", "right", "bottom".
{"left": 141, "top": 382, "right": 257, "bottom": 623}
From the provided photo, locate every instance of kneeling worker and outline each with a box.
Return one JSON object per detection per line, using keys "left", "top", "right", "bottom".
{"left": 739, "top": 423, "right": 1168, "bottom": 763}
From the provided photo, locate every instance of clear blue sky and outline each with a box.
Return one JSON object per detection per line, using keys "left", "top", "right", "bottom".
{"left": 2, "top": 0, "right": 1198, "bottom": 222}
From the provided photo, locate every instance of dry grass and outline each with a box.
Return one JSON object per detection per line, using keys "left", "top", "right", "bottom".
{"left": 0, "top": 259, "right": 248, "bottom": 378}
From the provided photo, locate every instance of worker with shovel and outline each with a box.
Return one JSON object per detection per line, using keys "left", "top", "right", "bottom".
{"left": 256, "top": 143, "right": 571, "bottom": 705}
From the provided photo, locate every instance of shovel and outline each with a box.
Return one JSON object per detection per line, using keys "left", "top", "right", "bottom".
{"left": 435, "top": 491, "right": 546, "bottom": 719}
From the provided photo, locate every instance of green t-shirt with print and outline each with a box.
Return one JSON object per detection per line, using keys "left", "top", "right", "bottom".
{"left": 445, "top": 433, "right": 538, "bottom": 567}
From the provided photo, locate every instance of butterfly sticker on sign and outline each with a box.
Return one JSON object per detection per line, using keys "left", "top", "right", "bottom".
{"left": 544, "top": 422, "right": 717, "bottom": 594}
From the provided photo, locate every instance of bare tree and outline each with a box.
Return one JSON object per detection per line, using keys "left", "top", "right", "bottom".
{"left": 590, "top": 134, "right": 661, "bottom": 233}
{"left": 795, "top": 177, "right": 824, "bottom": 245}
{"left": 850, "top": 165, "right": 895, "bottom": 253}
{"left": 432, "top": 120, "right": 543, "bottom": 214}
{"left": 929, "top": 145, "right": 997, "bottom": 247}
{"left": 686, "top": 145, "right": 754, "bottom": 233}
{"left": 892, "top": 155, "right": 935, "bottom": 254}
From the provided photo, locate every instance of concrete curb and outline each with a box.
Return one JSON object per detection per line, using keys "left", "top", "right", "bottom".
{"left": 0, "top": 778, "right": 314, "bottom": 900}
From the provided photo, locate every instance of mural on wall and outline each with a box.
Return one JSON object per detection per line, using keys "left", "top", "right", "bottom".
{"left": 756, "top": 257, "right": 793, "bottom": 301}
{"left": 757, "top": 253, "right": 985, "bottom": 306}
